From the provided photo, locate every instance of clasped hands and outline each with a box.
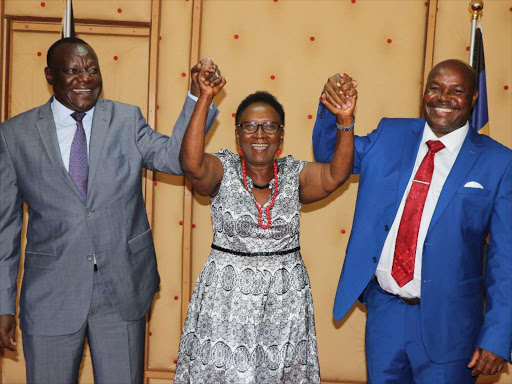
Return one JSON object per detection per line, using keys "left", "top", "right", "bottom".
{"left": 320, "top": 73, "right": 358, "bottom": 127}
{"left": 190, "top": 58, "right": 226, "bottom": 98}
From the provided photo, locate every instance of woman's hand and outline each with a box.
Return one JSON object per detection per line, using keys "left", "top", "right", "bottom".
{"left": 190, "top": 58, "right": 224, "bottom": 97}
{"left": 197, "top": 62, "right": 226, "bottom": 98}
{"left": 320, "top": 73, "right": 358, "bottom": 126}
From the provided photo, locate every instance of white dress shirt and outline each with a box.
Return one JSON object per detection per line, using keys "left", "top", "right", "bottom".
{"left": 187, "top": 91, "right": 214, "bottom": 109}
{"left": 51, "top": 98, "right": 94, "bottom": 171}
{"left": 375, "top": 122, "right": 469, "bottom": 298}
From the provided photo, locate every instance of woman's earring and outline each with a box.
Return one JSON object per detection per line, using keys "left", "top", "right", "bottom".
{"left": 238, "top": 149, "right": 243, "bottom": 156}
{"left": 276, "top": 149, "right": 282, "bottom": 156}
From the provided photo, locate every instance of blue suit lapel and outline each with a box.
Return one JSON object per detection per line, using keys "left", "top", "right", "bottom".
{"left": 396, "top": 120, "right": 424, "bottom": 207}
{"left": 36, "top": 98, "right": 86, "bottom": 203}
{"left": 427, "top": 128, "right": 482, "bottom": 234}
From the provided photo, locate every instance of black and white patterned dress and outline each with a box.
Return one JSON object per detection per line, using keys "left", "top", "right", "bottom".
{"left": 174, "top": 149, "right": 321, "bottom": 384}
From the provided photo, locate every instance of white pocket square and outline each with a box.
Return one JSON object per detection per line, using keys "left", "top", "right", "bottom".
{"left": 464, "top": 181, "right": 484, "bottom": 189}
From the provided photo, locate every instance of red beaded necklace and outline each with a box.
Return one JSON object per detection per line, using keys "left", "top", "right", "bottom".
{"left": 241, "top": 157, "right": 279, "bottom": 230}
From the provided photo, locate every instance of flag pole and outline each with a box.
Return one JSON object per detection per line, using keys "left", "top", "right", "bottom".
{"left": 62, "top": 0, "right": 74, "bottom": 38}
{"left": 468, "top": 0, "right": 483, "bottom": 65}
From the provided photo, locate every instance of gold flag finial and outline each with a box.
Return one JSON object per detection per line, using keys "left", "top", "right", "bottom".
{"left": 469, "top": 0, "right": 483, "bottom": 20}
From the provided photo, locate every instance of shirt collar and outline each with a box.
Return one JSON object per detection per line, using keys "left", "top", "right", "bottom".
{"left": 423, "top": 121, "right": 469, "bottom": 153}
{"left": 51, "top": 97, "right": 95, "bottom": 123}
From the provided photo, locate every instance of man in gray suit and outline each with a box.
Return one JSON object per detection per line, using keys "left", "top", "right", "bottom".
{"left": 0, "top": 37, "right": 222, "bottom": 383}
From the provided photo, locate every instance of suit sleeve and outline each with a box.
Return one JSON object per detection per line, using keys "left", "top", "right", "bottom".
{"left": 312, "top": 102, "right": 337, "bottom": 163}
{"left": 312, "top": 100, "right": 384, "bottom": 174}
{"left": 476, "top": 157, "right": 512, "bottom": 361}
{"left": 0, "top": 126, "right": 23, "bottom": 315}
{"left": 135, "top": 95, "right": 219, "bottom": 175}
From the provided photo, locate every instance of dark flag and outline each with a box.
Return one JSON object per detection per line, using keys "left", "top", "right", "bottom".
{"left": 470, "top": 24, "right": 489, "bottom": 134}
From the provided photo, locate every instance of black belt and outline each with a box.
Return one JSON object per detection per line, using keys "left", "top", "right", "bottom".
{"left": 396, "top": 296, "right": 420, "bottom": 305}
{"left": 377, "top": 282, "right": 420, "bottom": 305}
{"left": 211, "top": 243, "right": 300, "bottom": 257}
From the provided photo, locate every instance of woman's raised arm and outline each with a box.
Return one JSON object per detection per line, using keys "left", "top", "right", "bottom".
{"left": 179, "top": 63, "right": 227, "bottom": 196}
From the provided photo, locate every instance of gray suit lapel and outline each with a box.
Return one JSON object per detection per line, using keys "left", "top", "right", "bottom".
{"left": 36, "top": 99, "right": 85, "bottom": 202}
{"left": 87, "top": 99, "right": 111, "bottom": 196}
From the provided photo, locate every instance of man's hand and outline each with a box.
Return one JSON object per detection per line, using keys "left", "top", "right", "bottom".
{"left": 0, "top": 314, "right": 17, "bottom": 352}
{"left": 190, "top": 58, "right": 223, "bottom": 97}
{"left": 468, "top": 347, "right": 505, "bottom": 376}
{"left": 320, "top": 73, "right": 358, "bottom": 126}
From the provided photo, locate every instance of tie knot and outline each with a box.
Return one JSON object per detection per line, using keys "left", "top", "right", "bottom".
{"left": 71, "top": 112, "right": 86, "bottom": 123}
{"left": 426, "top": 140, "right": 445, "bottom": 154}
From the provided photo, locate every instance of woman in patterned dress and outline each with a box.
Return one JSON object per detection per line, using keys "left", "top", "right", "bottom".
{"left": 174, "top": 66, "right": 357, "bottom": 383}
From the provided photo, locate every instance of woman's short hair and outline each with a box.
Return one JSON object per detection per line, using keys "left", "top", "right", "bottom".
{"left": 235, "top": 91, "right": 285, "bottom": 125}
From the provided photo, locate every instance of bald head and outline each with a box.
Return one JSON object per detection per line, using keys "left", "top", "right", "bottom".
{"left": 428, "top": 59, "right": 476, "bottom": 95}
{"left": 422, "top": 59, "right": 479, "bottom": 137}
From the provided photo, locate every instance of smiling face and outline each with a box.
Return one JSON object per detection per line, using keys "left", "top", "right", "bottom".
{"left": 236, "top": 102, "right": 284, "bottom": 166}
{"left": 44, "top": 43, "right": 102, "bottom": 112}
{"left": 422, "top": 60, "right": 478, "bottom": 137}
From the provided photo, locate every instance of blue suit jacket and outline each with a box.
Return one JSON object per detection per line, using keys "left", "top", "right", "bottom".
{"left": 312, "top": 103, "right": 512, "bottom": 363}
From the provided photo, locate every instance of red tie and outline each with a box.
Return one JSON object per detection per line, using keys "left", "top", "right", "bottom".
{"left": 392, "top": 140, "right": 445, "bottom": 288}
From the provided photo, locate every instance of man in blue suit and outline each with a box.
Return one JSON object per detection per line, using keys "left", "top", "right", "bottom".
{"left": 312, "top": 59, "right": 512, "bottom": 382}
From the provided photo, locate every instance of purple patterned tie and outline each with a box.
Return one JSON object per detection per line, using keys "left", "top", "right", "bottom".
{"left": 69, "top": 112, "right": 88, "bottom": 200}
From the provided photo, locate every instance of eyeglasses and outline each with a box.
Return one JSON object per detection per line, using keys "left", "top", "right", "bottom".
{"left": 236, "top": 121, "right": 283, "bottom": 135}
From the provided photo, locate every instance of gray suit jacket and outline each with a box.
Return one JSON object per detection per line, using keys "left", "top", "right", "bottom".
{"left": 0, "top": 96, "right": 218, "bottom": 336}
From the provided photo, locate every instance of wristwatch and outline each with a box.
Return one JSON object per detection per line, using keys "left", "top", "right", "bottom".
{"left": 336, "top": 117, "right": 355, "bottom": 131}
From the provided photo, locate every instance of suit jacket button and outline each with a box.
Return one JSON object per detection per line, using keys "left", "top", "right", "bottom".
{"left": 384, "top": 225, "right": 390, "bottom": 231}
{"left": 85, "top": 210, "right": 93, "bottom": 217}
{"left": 372, "top": 257, "right": 377, "bottom": 263}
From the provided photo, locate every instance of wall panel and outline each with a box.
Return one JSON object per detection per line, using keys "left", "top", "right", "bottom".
{"left": 5, "top": 0, "right": 151, "bottom": 22}
{"left": 148, "top": 0, "right": 194, "bottom": 373}
{"left": 7, "top": 31, "right": 149, "bottom": 117}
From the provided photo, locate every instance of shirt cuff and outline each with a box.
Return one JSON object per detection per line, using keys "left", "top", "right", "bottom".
{"left": 187, "top": 91, "right": 198, "bottom": 102}
{"left": 187, "top": 91, "right": 214, "bottom": 110}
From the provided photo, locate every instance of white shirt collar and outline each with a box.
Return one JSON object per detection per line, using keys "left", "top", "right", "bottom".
{"left": 423, "top": 121, "right": 469, "bottom": 153}
{"left": 51, "top": 97, "right": 95, "bottom": 123}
